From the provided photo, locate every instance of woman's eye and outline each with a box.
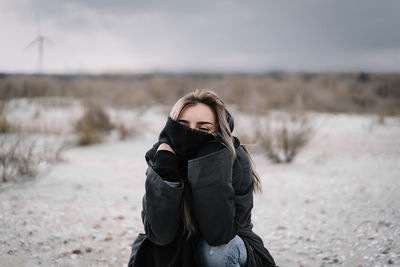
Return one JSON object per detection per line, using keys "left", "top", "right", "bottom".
{"left": 199, "top": 128, "right": 209, "bottom": 132}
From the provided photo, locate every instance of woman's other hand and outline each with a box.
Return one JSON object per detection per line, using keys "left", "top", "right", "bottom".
{"left": 157, "top": 143, "right": 175, "bottom": 154}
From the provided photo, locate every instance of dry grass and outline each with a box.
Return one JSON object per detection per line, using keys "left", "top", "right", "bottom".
{"left": 19, "top": 124, "right": 63, "bottom": 136}
{"left": 0, "top": 108, "right": 11, "bottom": 134}
{"left": 75, "top": 102, "right": 114, "bottom": 146}
{"left": 1, "top": 72, "right": 399, "bottom": 115}
{"left": 0, "top": 72, "right": 398, "bottom": 164}
{"left": 0, "top": 134, "right": 65, "bottom": 184}
{"left": 0, "top": 136, "right": 36, "bottom": 182}
{"left": 0, "top": 100, "right": 67, "bottom": 184}
{"left": 0, "top": 101, "right": 21, "bottom": 133}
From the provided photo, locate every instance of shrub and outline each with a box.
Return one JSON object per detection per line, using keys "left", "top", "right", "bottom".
{"left": 0, "top": 137, "right": 35, "bottom": 182}
{"left": 257, "top": 112, "right": 314, "bottom": 163}
{"left": 0, "top": 102, "right": 11, "bottom": 133}
{"left": 0, "top": 113, "right": 11, "bottom": 134}
{"left": 0, "top": 134, "right": 64, "bottom": 184}
{"left": 75, "top": 103, "right": 114, "bottom": 146}
{"left": 0, "top": 101, "right": 21, "bottom": 133}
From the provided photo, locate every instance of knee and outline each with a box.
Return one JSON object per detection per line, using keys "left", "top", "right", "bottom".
{"left": 197, "top": 235, "right": 247, "bottom": 267}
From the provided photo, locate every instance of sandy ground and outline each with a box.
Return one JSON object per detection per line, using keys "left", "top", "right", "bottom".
{"left": 1, "top": 109, "right": 400, "bottom": 267}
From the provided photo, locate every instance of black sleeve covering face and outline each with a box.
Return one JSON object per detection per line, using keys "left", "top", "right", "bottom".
{"left": 158, "top": 117, "right": 214, "bottom": 160}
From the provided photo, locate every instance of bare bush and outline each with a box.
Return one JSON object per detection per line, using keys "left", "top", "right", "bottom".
{"left": 0, "top": 134, "right": 65, "bottom": 184}
{"left": 257, "top": 112, "right": 314, "bottom": 163}
{"left": 0, "top": 101, "right": 20, "bottom": 133}
{"left": 0, "top": 137, "right": 37, "bottom": 182}
{"left": 0, "top": 99, "right": 67, "bottom": 184}
{"left": 0, "top": 103, "right": 11, "bottom": 133}
{"left": 75, "top": 103, "right": 114, "bottom": 146}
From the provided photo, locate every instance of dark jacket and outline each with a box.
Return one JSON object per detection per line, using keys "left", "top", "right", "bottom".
{"left": 128, "top": 133, "right": 276, "bottom": 267}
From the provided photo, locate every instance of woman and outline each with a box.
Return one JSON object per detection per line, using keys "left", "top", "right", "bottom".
{"left": 128, "top": 90, "right": 276, "bottom": 267}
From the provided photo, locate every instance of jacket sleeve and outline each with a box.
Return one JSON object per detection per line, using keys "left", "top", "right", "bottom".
{"left": 187, "top": 148, "right": 238, "bottom": 246}
{"left": 141, "top": 166, "right": 184, "bottom": 246}
{"left": 232, "top": 146, "right": 254, "bottom": 231}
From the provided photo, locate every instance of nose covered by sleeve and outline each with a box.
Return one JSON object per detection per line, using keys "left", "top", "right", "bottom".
{"left": 159, "top": 117, "right": 213, "bottom": 159}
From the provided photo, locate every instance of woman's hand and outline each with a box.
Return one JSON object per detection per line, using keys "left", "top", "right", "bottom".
{"left": 154, "top": 143, "right": 179, "bottom": 182}
{"left": 157, "top": 143, "right": 175, "bottom": 154}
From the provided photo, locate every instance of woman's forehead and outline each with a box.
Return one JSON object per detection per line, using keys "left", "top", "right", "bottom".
{"left": 179, "top": 103, "right": 216, "bottom": 123}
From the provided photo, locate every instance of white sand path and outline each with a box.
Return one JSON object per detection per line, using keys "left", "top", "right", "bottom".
{"left": 1, "top": 113, "right": 399, "bottom": 266}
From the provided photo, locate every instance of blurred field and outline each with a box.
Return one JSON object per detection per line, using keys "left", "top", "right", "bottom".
{"left": 1, "top": 72, "right": 400, "bottom": 116}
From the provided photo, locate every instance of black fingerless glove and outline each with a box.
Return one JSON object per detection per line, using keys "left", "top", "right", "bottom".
{"left": 152, "top": 150, "right": 180, "bottom": 182}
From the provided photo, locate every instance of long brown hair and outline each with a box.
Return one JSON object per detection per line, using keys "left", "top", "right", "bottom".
{"left": 169, "top": 89, "right": 262, "bottom": 238}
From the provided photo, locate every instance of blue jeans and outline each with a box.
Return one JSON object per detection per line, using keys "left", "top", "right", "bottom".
{"left": 197, "top": 235, "right": 248, "bottom": 267}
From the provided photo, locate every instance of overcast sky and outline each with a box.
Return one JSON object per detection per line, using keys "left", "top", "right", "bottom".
{"left": 1, "top": 0, "right": 399, "bottom": 73}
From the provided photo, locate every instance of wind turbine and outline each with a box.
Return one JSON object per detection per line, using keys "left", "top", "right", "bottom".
{"left": 24, "top": 19, "right": 51, "bottom": 73}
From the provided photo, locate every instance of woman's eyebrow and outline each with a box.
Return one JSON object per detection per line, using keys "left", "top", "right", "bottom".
{"left": 197, "top": 121, "right": 213, "bottom": 125}
{"left": 178, "top": 119, "right": 213, "bottom": 125}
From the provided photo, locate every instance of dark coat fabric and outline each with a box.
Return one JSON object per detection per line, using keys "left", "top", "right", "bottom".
{"left": 128, "top": 130, "right": 276, "bottom": 267}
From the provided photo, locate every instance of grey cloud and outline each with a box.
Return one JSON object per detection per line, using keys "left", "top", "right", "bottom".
{"left": 10, "top": 0, "right": 400, "bottom": 52}
{"left": 2, "top": 0, "right": 400, "bottom": 72}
